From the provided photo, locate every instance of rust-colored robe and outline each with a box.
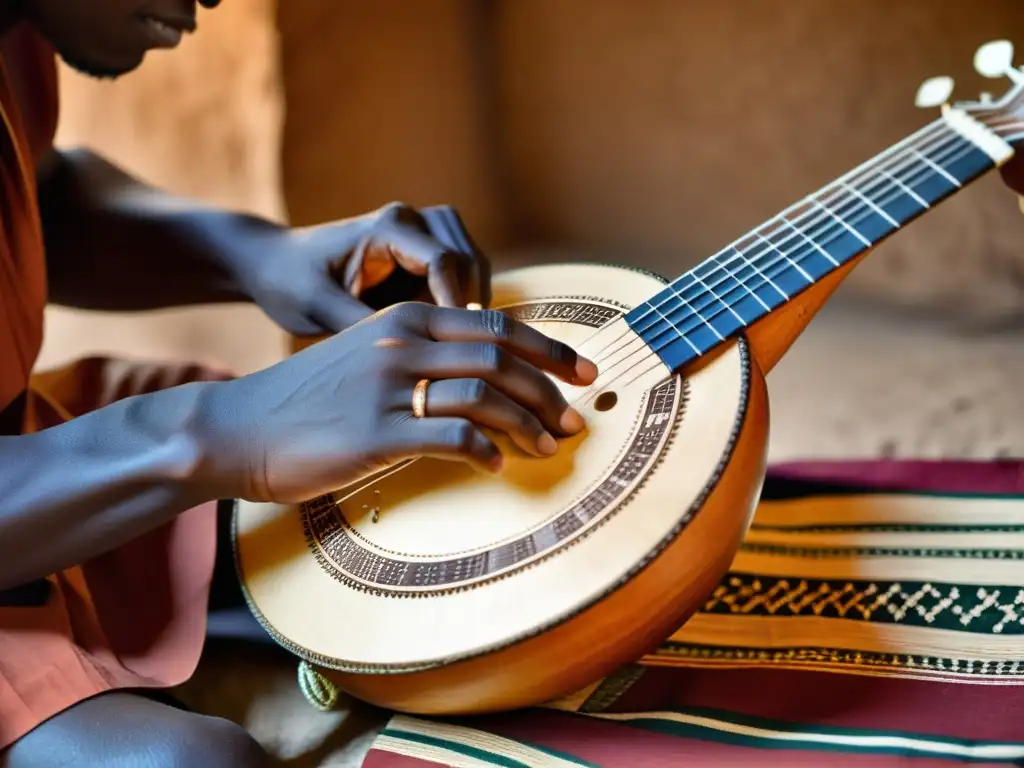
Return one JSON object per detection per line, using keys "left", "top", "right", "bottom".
{"left": 1, "top": 23, "right": 219, "bottom": 748}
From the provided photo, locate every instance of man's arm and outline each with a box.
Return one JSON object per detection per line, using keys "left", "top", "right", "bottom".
{"left": 36, "top": 147, "right": 278, "bottom": 310}
{"left": 0, "top": 382, "right": 224, "bottom": 591}
{"left": 36, "top": 146, "right": 493, "bottom": 334}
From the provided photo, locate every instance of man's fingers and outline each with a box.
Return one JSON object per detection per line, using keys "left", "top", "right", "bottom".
{"left": 425, "top": 249, "right": 466, "bottom": 310}
{"left": 420, "top": 206, "right": 490, "bottom": 308}
{"left": 407, "top": 378, "right": 558, "bottom": 456}
{"left": 422, "top": 306, "right": 598, "bottom": 386}
{"left": 404, "top": 341, "right": 584, "bottom": 437}
{"left": 375, "top": 204, "right": 491, "bottom": 309}
{"left": 384, "top": 417, "right": 503, "bottom": 473}
{"left": 375, "top": 222, "right": 465, "bottom": 308}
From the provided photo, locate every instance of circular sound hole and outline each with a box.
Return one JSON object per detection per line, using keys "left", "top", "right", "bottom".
{"left": 594, "top": 391, "right": 618, "bottom": 411}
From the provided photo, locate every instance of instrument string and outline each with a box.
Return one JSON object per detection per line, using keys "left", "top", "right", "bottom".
{"left": 576, "top": 117, "right": 1018, "bottom": 373}
{"left": 586, "top": 121, "right": 952, "bottom": 370}
{"left": 636, "top": 122, "right": 1024, "bottom": 348}
{"left": 576, "top": 131, "right": 1017, "bottom": 404}
{"left": 629, "top": 114, "right": 1021, "bottom": 337}
{"left": 643, "top": 135, "right": 984, "bottom": 346}
{"left": 992, "top": 118, "right": 1022, "bottom": 138}
{"left": 330, "top": 460, "right": 416, "bottom": 508}
{"left": 585, "top": 142, "right": 995, "bottom": 400}
{"left": 585, "top": 111, "right": 1021, "bottom": 375}
{"left": 609, "top": 120, "right": 951, "bottom": 344}
{"left": 629, "top": 129, "right": 964, "bottom": 341}
{"left": 579, "top": 129, "right": 980, "bottom": 391}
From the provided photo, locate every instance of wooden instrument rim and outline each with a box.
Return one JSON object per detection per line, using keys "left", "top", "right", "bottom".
{"left": 229, "top": 302, "right": 755, "bottom": 677}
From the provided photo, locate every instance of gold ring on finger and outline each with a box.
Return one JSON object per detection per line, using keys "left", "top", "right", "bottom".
{"left": 412, "top": 378, "right": 430, "bottom": 418}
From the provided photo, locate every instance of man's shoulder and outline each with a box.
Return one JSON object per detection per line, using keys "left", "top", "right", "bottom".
{"left": 0, "top": 22, "right": 59, "bottom": 165}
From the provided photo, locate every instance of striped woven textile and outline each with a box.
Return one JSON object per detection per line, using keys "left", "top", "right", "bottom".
{"left": 362, "top": 460, "right": 1024, "bottom": 767}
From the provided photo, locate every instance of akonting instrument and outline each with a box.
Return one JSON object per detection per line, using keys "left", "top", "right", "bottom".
{"left": 232, "top": 41, "right": 1024, "bottom": 714}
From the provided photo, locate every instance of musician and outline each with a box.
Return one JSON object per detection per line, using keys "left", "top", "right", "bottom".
{"left": 0, "top": 2, "right": 598, "bottom": 765}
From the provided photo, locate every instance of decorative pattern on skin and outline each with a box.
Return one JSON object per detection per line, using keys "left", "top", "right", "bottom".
{"left": 300, "top": 299, "right": 688, "bottom": 598}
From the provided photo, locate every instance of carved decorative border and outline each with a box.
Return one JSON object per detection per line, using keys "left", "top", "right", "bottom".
{"left": 231, "top": 267, "right": 754, "bottom": 675}
{"left": 301, "top": 300, "right": 685, "bottom": 597}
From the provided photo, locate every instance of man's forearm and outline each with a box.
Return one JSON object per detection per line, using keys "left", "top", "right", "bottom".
{"left": 36, "top": 147, "right": 280, "bottom": 310}
{"left": 0, "top": 382, "right": 226, "bottom": 591}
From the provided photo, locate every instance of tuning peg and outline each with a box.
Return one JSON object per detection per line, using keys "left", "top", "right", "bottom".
{"left": 915, "top": 76, "right": 954, "bottom": 109}
{"left": 974, "top": 40, "right": 1014, "bottom": 78}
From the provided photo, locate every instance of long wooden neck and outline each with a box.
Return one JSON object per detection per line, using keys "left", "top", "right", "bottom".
{"left": 626, "top": 110, "right": 1015, "bottom": 374}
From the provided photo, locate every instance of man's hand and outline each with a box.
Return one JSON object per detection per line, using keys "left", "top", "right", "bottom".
{"left": 236, "top": 203, "right": 491, "bottom": 337}
{"left": 38, "top": 150, "right": 491, "bottom": 326}
{"left": 198, "top": 303, "right": 597, "bottom": 504}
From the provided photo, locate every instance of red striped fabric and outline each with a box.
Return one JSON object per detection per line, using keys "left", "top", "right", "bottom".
{"left": 609, "top": 668, "right": 1023, "bottom": 741}
{"left": 361, "top": 459, "right": 1024, "bottom": 767}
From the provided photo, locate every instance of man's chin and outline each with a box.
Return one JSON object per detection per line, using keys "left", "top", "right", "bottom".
{"left": 57, "top": 50, "right": 143, "bottom": 81}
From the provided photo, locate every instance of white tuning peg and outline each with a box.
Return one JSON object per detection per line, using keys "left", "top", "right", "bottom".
{"left": 915, "top": 76, "right": 954, "bottom": 108}
{"left": 974, "top": 40, "right": 1014, "bottom": 78}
